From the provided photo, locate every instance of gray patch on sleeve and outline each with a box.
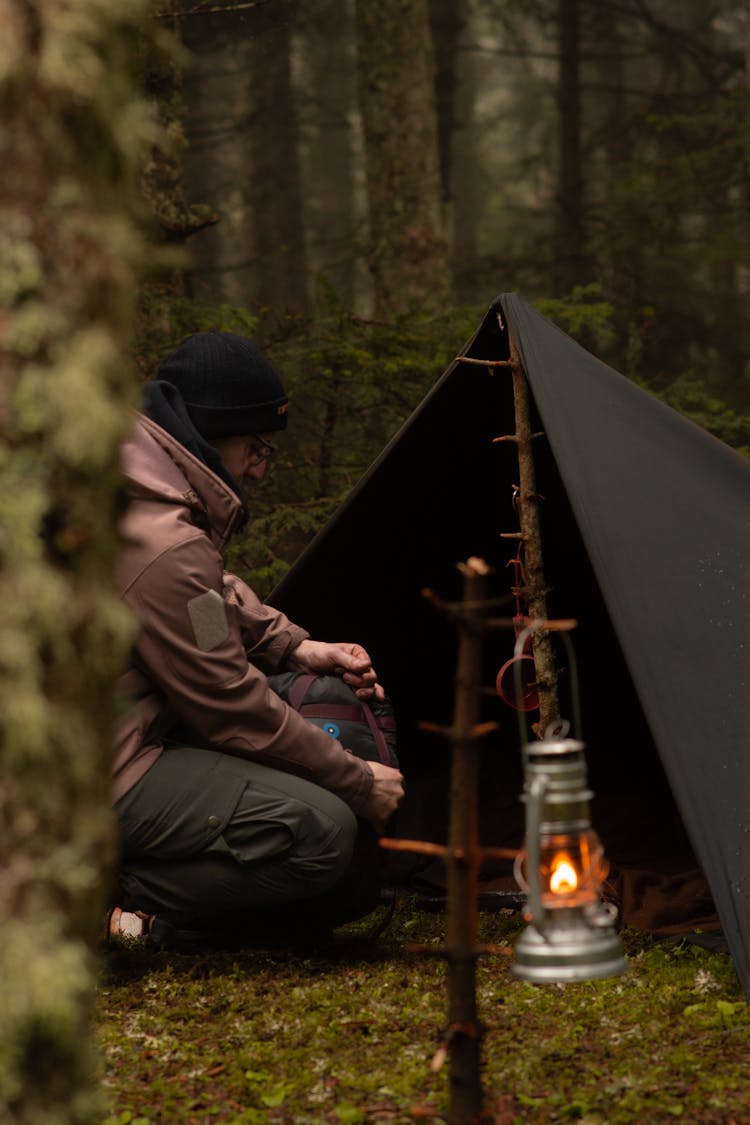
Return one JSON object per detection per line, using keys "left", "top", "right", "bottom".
{"left": 187, "top": 590, "right": 229, "bottom": 651}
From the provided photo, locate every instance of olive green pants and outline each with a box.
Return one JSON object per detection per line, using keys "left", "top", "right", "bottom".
{"left": 115, "top": 745, "right": 378, "bottom": 941}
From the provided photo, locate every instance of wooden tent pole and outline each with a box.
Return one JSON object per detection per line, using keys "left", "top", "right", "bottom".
{"left": 508, "top": 341, "right": 561, "bottom": 734}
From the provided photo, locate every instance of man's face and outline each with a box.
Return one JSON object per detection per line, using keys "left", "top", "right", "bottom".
{"left": 212, "top": 432, "right": 276, "bottom": 488}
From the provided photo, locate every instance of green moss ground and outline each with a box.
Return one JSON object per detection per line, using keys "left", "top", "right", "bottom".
{"left": 96, "top": 903, "right": 750, "bottom": 1125}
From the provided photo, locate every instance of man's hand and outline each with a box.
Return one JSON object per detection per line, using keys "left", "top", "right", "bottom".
{"left": 287, "top": 638, "right": 384, "bottom": 699}
{"left": 359, "top": 760, "right": 405, "bottom": 833}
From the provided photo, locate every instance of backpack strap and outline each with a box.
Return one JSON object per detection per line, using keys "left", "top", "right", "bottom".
{"left": 359, "top": 699, "right": 394, "bottom": 765}
{"left": 286, "top": 673, "right": 316, "bottom": 712}
{"left": 297, "top": 703, "right": 365, "bottom": 723}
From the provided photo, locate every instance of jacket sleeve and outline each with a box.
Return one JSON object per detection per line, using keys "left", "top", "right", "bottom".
{"left": 221, "top": 572, "right": 308, "bottom": 673}
{"left": 126, "top": 531, "right": 374, "bottom": 813}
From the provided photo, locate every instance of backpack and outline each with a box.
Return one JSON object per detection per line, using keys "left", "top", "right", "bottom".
{"left": 267, "top": 672, "right": 399, "bottom": 768}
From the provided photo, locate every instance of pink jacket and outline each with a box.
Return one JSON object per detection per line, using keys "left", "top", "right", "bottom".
{"left": 112, "top": 415, "right": 374, "bottom": 813}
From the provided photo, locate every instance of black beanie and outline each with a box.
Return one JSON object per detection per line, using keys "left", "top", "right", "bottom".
{"left": 156, "top": 332, "right": 288, "bottom": 439}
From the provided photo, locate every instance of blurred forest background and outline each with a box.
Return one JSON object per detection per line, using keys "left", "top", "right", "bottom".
{"left": 2, "top": 6, "right": 749, "bottom": 1118}
{"left": 143, "top": 0, "right": 750, "bottom": 594}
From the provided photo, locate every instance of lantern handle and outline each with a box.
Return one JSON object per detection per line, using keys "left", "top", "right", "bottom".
{"left": 512, "top": 622, "right": 583, "bottom": 746}
{"left": 525, "top": 773, "right": 547, "bottom": 931}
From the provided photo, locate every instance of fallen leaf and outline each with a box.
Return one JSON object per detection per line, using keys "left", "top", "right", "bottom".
{"left": 409, "top": 1103, "right": 440, "bottom": 1118}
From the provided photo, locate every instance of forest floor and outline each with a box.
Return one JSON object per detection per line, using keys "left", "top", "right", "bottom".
{"left": 96, "top": 901, "right": 750, "bottom": 1125}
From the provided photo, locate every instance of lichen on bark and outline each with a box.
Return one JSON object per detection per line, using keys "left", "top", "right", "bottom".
{"left": 0, "top": 2, "right": 158, "bottom": 1121}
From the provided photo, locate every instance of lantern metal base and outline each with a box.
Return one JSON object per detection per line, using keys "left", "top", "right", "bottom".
{"left": 512, "top": 908, "right": 627, "bottom": 984}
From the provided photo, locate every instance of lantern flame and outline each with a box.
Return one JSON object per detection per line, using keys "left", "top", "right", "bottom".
{"left": 549, "top": 856, "right": 579, "bottom": 894}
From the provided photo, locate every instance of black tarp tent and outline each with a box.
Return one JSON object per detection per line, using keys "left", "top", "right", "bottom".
{"left": 270, "top": 293, "right": 750, "bottom": 997}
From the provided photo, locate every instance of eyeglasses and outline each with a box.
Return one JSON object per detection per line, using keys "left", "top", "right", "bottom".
{"left": 247, "top": 436, "right": 277, "bottom": 466}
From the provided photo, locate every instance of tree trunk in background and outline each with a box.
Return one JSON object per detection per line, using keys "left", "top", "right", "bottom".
{"left": 295, "top": 0, "right": 360, "bottom": 311}
{"left": 246, "top": 1, "right": 309, "bottom": 321}
{"left": 591, "top": 1, "right": 645, "bottom": 364}
{"left": 593, "top": 3, "right": 628, "bottom": 234}
{"left": 354, "top": 0, "right": 451, "bottom": 318}
{"left": 181, "top": 10, "right": 255, "bottom": 308}
{"left": 556, "top": 0, "right": 586, "bottom": 291}
{"left": 0, "top": 1, "right": 152, "bottom": 1120}
{"left": 429, "top": 0, "right": 464, "bottom": 211}
{"left": 450, "top": 0, "right": 479, "bottom": 300}
{"left": 684, "top": 0, "right": 746, "bottom": 401}
{"left": 138, "top": 0, "right": 219, "bottom": 374}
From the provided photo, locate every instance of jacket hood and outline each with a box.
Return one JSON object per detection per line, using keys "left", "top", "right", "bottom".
{"left": 122, "top": 414, "right": 243, "bottom": 550}
{"left": 142, "top": 380, "right": 249, "bottom": 528}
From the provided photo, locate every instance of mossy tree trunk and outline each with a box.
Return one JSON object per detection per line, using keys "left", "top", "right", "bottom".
{"left": 354, "top": 0, "right": 451, "bottom": 318}
{"left": 0, "top": 2, "right": 155, "bottom": 1121}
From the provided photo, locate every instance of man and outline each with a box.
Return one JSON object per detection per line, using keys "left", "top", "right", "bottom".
{"left": 110, "top": 331, "right": 404, "bottom": 948}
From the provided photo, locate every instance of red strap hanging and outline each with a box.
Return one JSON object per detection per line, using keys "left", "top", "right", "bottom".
{"left": 496, "top": 542, "right": 539, "bottom": 712}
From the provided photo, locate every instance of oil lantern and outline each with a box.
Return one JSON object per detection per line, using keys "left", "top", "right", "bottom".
{"left": 512, "top": 736, "right": 627, "bottom": 983}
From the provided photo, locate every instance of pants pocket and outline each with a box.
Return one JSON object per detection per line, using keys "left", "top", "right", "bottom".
{"left": 115, "top": 746, "right": 249, "bottom": 860}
